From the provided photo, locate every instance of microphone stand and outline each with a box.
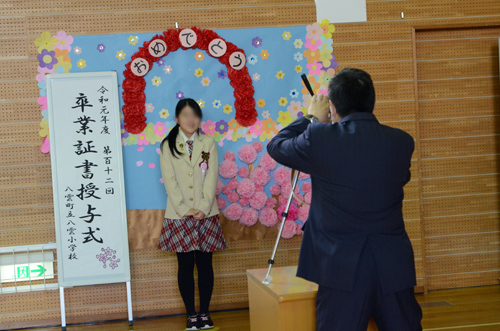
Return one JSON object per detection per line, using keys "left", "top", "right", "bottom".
{"left": 262, "top": 74, "right": 315, "bottom": 284}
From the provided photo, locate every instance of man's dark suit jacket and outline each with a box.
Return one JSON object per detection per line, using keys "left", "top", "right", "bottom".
{"left": 267, "top": 112, "right": 416, "bottom": 295}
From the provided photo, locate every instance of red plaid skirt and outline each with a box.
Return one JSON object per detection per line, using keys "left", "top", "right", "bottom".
{"left": 158, "top": 214, "right": 228, "bottom": 253}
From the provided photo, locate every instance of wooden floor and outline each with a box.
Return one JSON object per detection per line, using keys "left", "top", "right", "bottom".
{"left": 20, "top": 285, "right": 500, "bottom": 331}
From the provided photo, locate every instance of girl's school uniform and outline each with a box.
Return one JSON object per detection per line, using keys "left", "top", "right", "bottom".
{"left": 158, "top": 131, "right": 227, "bottom": 253}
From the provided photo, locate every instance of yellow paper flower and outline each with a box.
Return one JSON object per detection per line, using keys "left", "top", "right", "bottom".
{"left": 320, "top": 19, "right": 336, "bottom": 39}
{"left": 77, "top": 59, "right": 86, "bottom": 69}
{"left": 160, "top": 109, "right": 169, "bottom": 118}
{"left": 295, "top": 65, "right": 303, "bottom": 73}
{"left": 277, "top": 110, "right": 293, "bottom": 126}
{"left": 34, "top": 31, "right": 58, "bottom": 53}
{"left": 259, "top": 132, "right": 274, "bottom": 142}
{"left": 195, "top": 52, "right": 204, "bottom": 61}
{"left": 128, "top": 35, "right": 139, "bottom": 45}
{"left": 152, "top": 76, "right": 162, "bottom": 86}
{"left": 230, "top": 131, "right": 242, "bottom": 142}
{"left": 116, "top": 50, "right": 126, "bottom": 60}
{"left": 223, "top": 104, "right": 233, "bottom": 114}
{"left": 319, "top": 48, "right": 334, "bottom": 68}
{"left": 213, "top": 100, "right": 222, "bottom": 109}
{"left": 54, "top": 57, "right": 72, "bottom": 73}
{"left": 194, "top": 68, "right": 204, "bottom": 77}
{"left": 257, "top": 98, "right": 266, "bottom": 108}
{"left": 197, "top": 99, "right": 205, "bottom": 108}
{"left": 39, "top": 120, "right": 49, "bottom": 137}
{"left": 282, "top": 31, "right": 292, "bottom": 41}
{"left": 278, "top": 97, "right": 288, "bottom": 107}
{"left": 228, "top": 118, "right": 242, "bottom": 141}
{"left": 260, "top": 50, "right": 269, "bottom": 60}
{"left": 293, "top": 39, "right": 304, "bottom": 49}
{"left": 276, "top": 70, "right": 285, "bottom": 80}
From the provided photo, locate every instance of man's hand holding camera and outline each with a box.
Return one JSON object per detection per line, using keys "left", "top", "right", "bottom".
{"left": 307, "top": 94, "right": 331, "bottom": 123}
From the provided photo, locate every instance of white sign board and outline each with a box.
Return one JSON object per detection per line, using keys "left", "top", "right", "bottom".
{"left": 46, "top": 71, "right": 130, "bottom": 288}
{"left": 315, "top": 0, "right": 367, "bottom": 24}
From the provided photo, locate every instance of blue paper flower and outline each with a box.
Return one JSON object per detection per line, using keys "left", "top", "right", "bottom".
{"left": 293, "top": 52, "right": 303, "bottom": 62}
{"left": 248, "top": 54, "right": 258, "bottom": 65}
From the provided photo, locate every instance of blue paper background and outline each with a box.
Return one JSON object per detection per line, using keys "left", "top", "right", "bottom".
{"left": 70, "top": 26, "right": 311, "bottom": 210}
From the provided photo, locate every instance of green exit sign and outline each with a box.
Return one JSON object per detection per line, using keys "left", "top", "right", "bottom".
{"left": 16, "top": 265, "right": 47, "bottom": 278}
{"left": 0, "top": 251, "right": 55, "bottom": 283}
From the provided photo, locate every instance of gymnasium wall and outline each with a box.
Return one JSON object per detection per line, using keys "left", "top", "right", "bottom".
{"left": 0, "top": 0, "right": 499, "bottom": 328}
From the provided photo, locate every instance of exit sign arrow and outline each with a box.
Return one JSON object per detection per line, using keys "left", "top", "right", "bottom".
{"left": 31, "top": 265, "right": 47, "bottom": 277}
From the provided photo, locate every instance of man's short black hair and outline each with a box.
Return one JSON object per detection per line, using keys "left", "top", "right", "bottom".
{"left": 328, "top": 68, "right": 376, "bottom": 118}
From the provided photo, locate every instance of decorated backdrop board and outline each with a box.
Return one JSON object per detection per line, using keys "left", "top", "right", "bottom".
{"left": 35, "top": 22, "right": 337, "bottom": 247}
{"left": 46, "top": 71, "right": 131, "bottom": 286}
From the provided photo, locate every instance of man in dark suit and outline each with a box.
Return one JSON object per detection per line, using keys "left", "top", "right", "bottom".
{"left": 267, "top": 68, "right": 423, "bottom": 330}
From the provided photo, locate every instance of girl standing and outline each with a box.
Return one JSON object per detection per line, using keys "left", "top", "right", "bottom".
{"left": 158, "top": 98, "right": 227, "bottom": 330}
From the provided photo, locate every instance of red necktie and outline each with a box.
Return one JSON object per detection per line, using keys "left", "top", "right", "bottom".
{"left": 187, "top": 140, "right": 194, "bottom": 160}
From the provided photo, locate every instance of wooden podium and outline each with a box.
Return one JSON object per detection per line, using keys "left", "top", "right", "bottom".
{"left": 246, "top": 266, "right": 378, "bottom": 331}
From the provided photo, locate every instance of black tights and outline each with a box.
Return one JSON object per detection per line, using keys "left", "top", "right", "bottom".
{"left": 176, "top": 250, "right": 214, "bottom": 316}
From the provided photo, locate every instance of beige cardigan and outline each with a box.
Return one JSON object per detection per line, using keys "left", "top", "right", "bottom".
{"left": 160, "top": 132, "right": 219, "bottom": 219}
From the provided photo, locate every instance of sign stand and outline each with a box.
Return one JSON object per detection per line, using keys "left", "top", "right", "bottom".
{"left": 46, "top": 71, "right": 133, "bottom": 330}
{"left": 59, "top": 282, "right": 133, "bottom": 330}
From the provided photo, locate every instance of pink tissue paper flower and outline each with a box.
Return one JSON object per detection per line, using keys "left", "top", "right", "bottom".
{"left": 239, "top": 197, "right": 250, "bottom": 206}
{"left": 249, "top": 191, "right": 268, "bottom": 210}
{"left": 238, "top": 166, "right": 249, "bottom": 178}
{"left": 219, "top": 159, "right": 238, "bottom": 178}
{"left": 258, "top": 152, "right": 278, "bottom": 171}
{"left": 239, "top": 207, "right": 259, "bottom": 226}
{"left": 266, "top": 197, "right": 277, "bottom": 209}
{"left": 224, "top": 151, "right": 236, "bottom": 161}
{"left": 216, "top": 178, "right": 224, "bottom": 195}
{"left": 270, "top": 184, "right": 281, "bottom": 196}
{"left": 259, "top": 208, "right": 278, "bottom": 227}
{"left": 237, "top": 178, "right": 256, "bottom": 198}
{"left": 281, "top": 220, "right": 297, "bottom": 239}
{"left": 299, "top": 172, "right": 311, "bottom": 180}
{"left": 276, "top": 203, "right": 299, "bottom": 221}
{"left": 250, "top": 167, "right": 271, "bottom": 186}
{"left": 227, "top": 191, "right": 240, "bottom": 203}
{"left": 223, "top": 203, "right": 244, "bottom": 221}
{"left": 301, "top": 181, "right": 312, "bottom": 193}
{"left": 238, "top": 144, "right": 258, "bottom": 164}
{"left": 273, "top": 166, "right": 291, "bottom": 186}
{"left": 252, "top": 141, "right": 263, "bottom": 152}
{"left": 297, "top": 205, "right": 310, "bottom": 222}
{"left": 296, "top": 223, "right": 304, "bottom": 235}
{"left": 217, "top": 198, "right": 227, "bottom": 210}
{"left": 227, "top": 178, "right": 239, "bottom": 190}
{"left": 304, "top": 191, "right": 312, "bottom": 204}
{"left": 293, "top": 193, "right": 304, "bottom": 205}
